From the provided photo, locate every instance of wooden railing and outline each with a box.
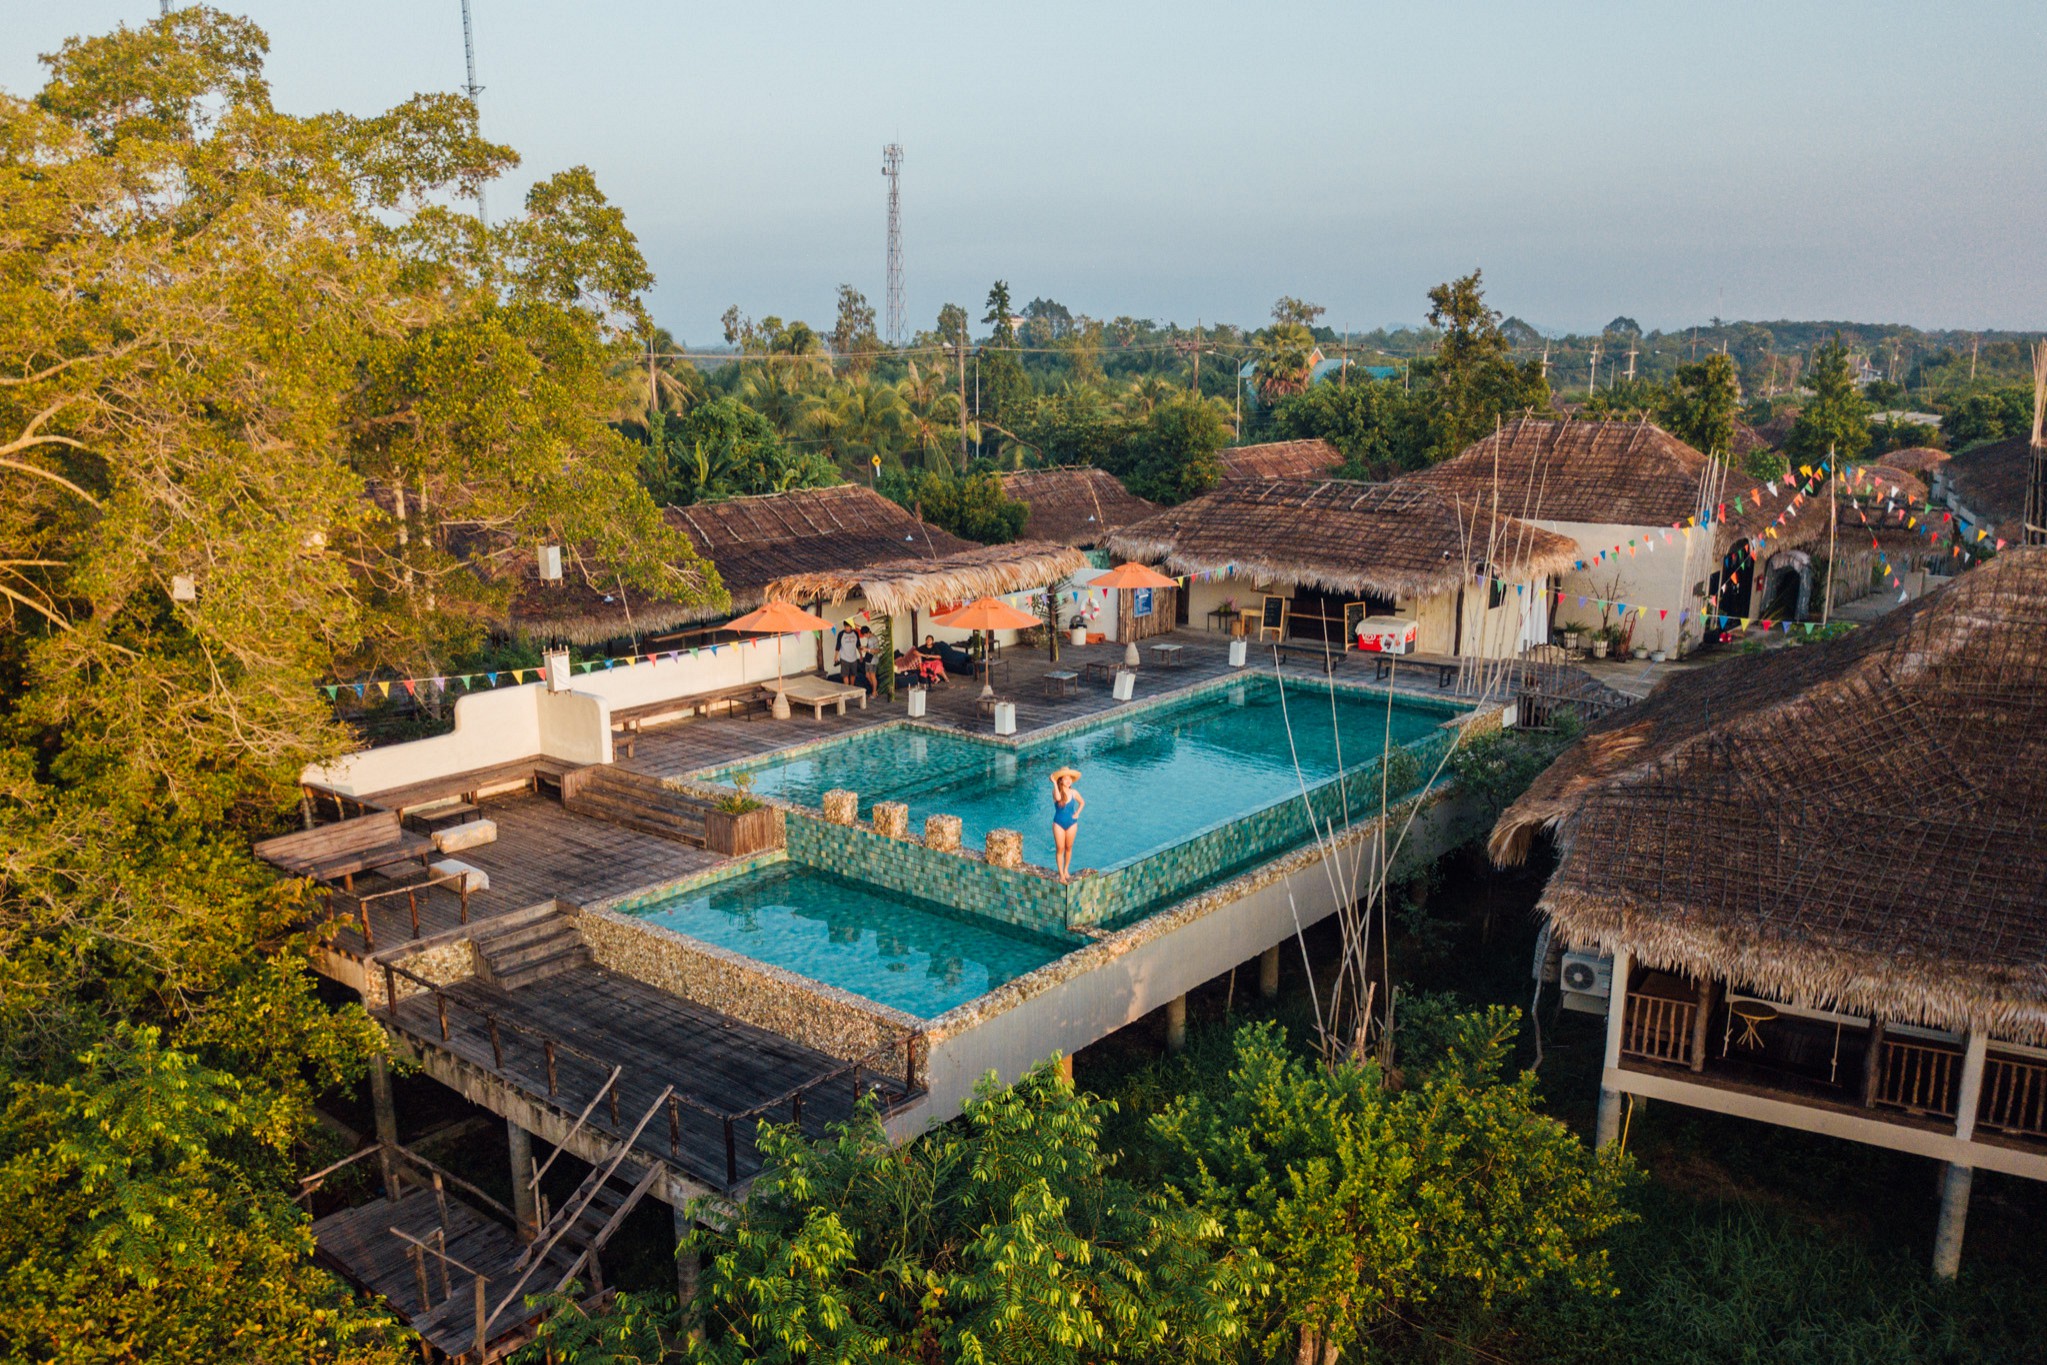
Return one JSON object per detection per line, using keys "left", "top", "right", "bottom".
{"left": 1979, "top": 1052, "right": 2047, "bottom": 1139}
{"left": 1874, "top": 1037, "right": 1961, "bottom": 1118}
{"left": 376, "top": 958, "right": 925, "bottom": 1192}
{"left": 1621, "top": 992, "right": 1697, "bottom": 1065}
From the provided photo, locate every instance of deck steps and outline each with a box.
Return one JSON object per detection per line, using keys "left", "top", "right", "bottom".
{"left": 476, "top": 914, "right": 591, "bottom": 991}
{"left": 563, "top": 766, "right": 713, "bottom": 847}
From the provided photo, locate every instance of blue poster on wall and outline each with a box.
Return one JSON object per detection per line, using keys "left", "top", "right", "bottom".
{"left": 1132, "top": 587, "right": 1154, "bottom": 617}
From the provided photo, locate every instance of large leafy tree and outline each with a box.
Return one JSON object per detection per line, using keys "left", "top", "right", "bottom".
{"left": 879, "top": 469, "right": 1028, "bottom": 544}
{"left": 1418, "top": 270, "right": 1550, "bottom": 461}
{"left": 1785, "top": 336, "right": 1872, "bottom": 465}
{"left": 979, "top": 280, "right": 1032, "bottom": 431}
{"left": 1113, "top": 393, "right": 1228, "bottom": 504}
{"left": 0, "top": 11, "right": 715, "bottom": 1357}
{"left": 678, "top": 1067, "right": 1260, "bottom": 1364}
{"left": 1267, "top": 381, "right": 1433, "bottom": 480}
{"left": 1151, "top": 1018, "right": 1631, "bottom": 1365}
{"left": 1662, "top": 352, "right": 1741, "bottom": 456}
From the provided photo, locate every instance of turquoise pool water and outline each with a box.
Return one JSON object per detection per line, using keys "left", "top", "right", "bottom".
{"left": 708, "top": 677, "right": 1461, "bottom": 871}
{"left": 632, "top": 863, "right": 1066, "bottom": 1018}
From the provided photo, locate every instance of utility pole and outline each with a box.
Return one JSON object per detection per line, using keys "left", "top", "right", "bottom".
{"left": 1588, "top": 341, "right": 1602, "bottom": 395}
{"left": 1625, "top": 343, "right": 1638, "bottom": 383}
{"left": 882, "top": 146, "right": 905, "bottom": 346}
{"left": 1970, "top": 335, "right": 1980, "bottom": 383}
{"left": 460, "top": 0, "right": 487, "bottom": 223}
{"left": 1340, "top": 328, "right": 1350, "bottom": 388}
{"left": 1539, "top": 338, "right": 1550, "bottom": 382}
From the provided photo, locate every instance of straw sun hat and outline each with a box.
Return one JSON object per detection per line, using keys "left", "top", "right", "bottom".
{"left": 1051, "top": 767, "right": 1081, "bottom": 783}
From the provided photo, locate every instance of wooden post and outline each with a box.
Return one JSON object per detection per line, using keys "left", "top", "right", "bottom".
{"left": 474, "top": 1274, "right": 488, "bottom": 1355}
{"left": 723, "top": 1117, "right": 738, "bottom": 1187}
{"left": 1934, "top": 1032, "right": 1989, "bottom": 1279}
{"left": 411, "top": 1244, "right": 431, "bottom": 1313}
{"left": 1259, "top": 945, "right": 1281, "bottom": 999}
{"left": 369, "top": 1055, "right": 400, "bottom": 1200}
{"left": 544, "top": 1040, "right": 558, "bottom": 1096}
{"left": 507, "top": 1120, "right": 538, "bottom": 1240}
{"left": 1862, "top": 1019, "right": 1888, "bottom": 1108}
{"left": 1689, "top": 976, "right": 1715, "bottom": 1073}
{"left": 1595, "top": 949, "right": 1631, "bottom": 1149}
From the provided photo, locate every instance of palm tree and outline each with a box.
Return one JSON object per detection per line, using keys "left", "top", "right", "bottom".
{"left": 1253, "top": 322, "right": 1317, "bottom": 401}
{"left": 799, "top": 382, "right": 907, "bottom": 470}
{"left": 893, "top": 362, "right": 976, "bottom": 471}
{"left": 1118, "top": 373, "right": 1176, "bottom": 421}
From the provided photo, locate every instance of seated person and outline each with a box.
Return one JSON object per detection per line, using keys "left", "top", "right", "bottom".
{"left": 925, "top": 634, "right": 971, "bottom": 675}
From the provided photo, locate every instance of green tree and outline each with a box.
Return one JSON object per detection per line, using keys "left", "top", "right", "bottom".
{"left": 643, "top": 398, "right": 835, "bottom": 504}
{"left": 1267, "top": 381, "right": 1432, "bottom": 480}
{"left": 1253, "top": 322, "right": 1318, "bottom": 401}
{"left": 879, "top": 469, "right": 1028, "bottom": 544}
{"left": 1419, "top": 270, "right": 1551, "bottom": 460}
{"left": 979, "top": 280, "right": 1032, "bottom": 430}
{"left": 1151, "top": 1020, "right": 1631, "bottom": 1364}
{"left": 1115, "top": 394, "right": 1228, "bottom": 504}
{"left": 935, "top": 303, "right": 972, "bottom": 470}
{"left": 1272, "top": 296, "right": 1328, "bottom": 329}
{"left": 829, "top": 284, "right": 883, "bottom": 376}
{"left": 666, "top": 1068, "right": 1259, "bottom": 1364}
{"left": 0, "top": 13, "right": 716, "bottom": 1355}
{"left": 1784, "top": 337, "right": 1871, "bottom": 465}
{"left": 1663, "top": 352, "right": 1741, "bottom": 455}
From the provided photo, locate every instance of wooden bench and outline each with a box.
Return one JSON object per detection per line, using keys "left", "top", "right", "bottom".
{"left": 1271, "top": 642, "right": 1349, "bottom": 674}
{"left": 346, "top": 755, "right": 582, "bottom": 816}
{"left": 765, "top": 675, "right": 869, "bottom": 720}
{"left": 254, "top": 810, "right": 436, "bottom": 893}
{"left": 612, "top": 685, "right": 772, "bottom": 757}
{"left": 1371, "top": 653, "right": 1460, "bottom": 688}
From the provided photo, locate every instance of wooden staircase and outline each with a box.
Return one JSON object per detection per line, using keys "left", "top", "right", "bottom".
{"left": 468, "top": 1087, "right": 674, "bottom": 1347}
{"left": 562, "top": 765, "right": 715, "bottom": 847}
{"left": 475, "top": 914, "right": 591, "bottom": 991}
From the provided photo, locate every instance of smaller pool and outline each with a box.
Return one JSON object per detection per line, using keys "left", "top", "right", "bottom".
{"left": 632, "top": 863, "right": 1067, "bottom": 1019}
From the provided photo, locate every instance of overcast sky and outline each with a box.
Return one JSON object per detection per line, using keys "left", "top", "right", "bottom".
{"left": 6, "top": 2, "right": 2044, "bottom": 342}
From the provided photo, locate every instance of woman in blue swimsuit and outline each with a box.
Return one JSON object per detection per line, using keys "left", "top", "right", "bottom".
{"left": 1050, "top": 767, "right": 1085, "bottom": 884}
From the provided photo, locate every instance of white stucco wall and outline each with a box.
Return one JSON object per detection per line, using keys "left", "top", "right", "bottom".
{"left": 1544, "top": 519, "right": 1719, "bottom": 655}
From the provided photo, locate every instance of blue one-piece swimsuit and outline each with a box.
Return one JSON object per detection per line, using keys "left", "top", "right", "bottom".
{"left": 1053, "top": 796, "right": 1081, "bottom": 830}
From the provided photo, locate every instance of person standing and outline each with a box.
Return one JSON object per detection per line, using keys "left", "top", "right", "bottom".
{"left": 1049, "top": 767, "right": 1085, "bottom": 884}
{"left": 835, "top": 621, "right": 862, "bottom": 687}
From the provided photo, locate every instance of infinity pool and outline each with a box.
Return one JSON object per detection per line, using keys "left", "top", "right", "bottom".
{"left": 707, "top": 676, "right": 1462, "bottom": 871}
{"left": 633, "top": 863, "right": 1065, "bottom": 1018}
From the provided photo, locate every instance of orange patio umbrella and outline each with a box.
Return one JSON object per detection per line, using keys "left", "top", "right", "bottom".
{"left": 1090, "top": 561, "right": 1180, "bottom": 664}
{"left": 728, "top": 599, "right": 836, "bottom": 718}
{"left": 934, "top": 595, "right": 1042, "bottom": 697}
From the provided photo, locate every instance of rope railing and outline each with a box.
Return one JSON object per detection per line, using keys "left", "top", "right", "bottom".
{"left": 375, "top": 958, "right": 924, "bottom": 1190}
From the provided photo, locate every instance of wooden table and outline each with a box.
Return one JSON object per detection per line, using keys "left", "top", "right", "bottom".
{"left": 406, "top": 802, "right": 481, "bottom": 835}
{"left": 1204, "top": 606, "right": 1241, "bottom": 633}
{"left": 1725, "top": 1001, "right": 1779, "bottom": 1054}
{"left": 1080, "top": 661, "right": 1121, "bottom": 688}
{"left": 766, "top": 675, "right": 869, "bottom": 719}
{"left": 1041, "top": 669, "right": 1079, "bottom": 700}
{"left": 1149, "top": 642, "right": 1186, "bottom": 668}
{"left": 974, "top": 657, "right": 1012, "bottom": 689}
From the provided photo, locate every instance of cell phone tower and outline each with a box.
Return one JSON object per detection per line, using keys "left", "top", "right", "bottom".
{"left": 882, "top": 144, "right": 904, "bottom": 346}
{"left": 461, "top": 0, "right": 487, "bottom": 223}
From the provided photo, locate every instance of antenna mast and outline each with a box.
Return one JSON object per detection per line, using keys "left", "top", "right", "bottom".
{"left": 461, "top": 0, "right": 487, "bottom": 223}
{"left": 882, "top": 145, "right": 905, "bottom": 346}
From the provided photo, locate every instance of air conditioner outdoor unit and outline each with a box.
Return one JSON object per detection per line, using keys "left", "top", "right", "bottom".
{"left": 1560, "top": 951, "right": 1613, "bottom": 999}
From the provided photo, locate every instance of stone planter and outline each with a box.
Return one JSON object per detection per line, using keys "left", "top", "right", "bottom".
{"left": 1650, "top": 649, "right": 1667, "bottom": 663}
{"left": 924, "top": 813, "right": 962, "bottom": 852}
{"left": 985, "top": 828, "right": 1024, "bottom": 870}
{"left": 705, "top": 804, "right": 783, "bottom": 857}
{"left": 872, "top": 800, "right": 909, "bottom": 839}
{"left": 1563, "top": 630, "right": 1582, "bottom": 651}
{"left": 1632, "top": 647, "right": 1649, "bottom": 661}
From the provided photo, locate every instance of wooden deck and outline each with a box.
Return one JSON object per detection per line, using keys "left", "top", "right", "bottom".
{"left": 314, "top": 1186, "right": 575, "bottom": 1361}
{"left": 384, "top": 963, "right": 909, "bottom": 1191}
{"left": 325, "top": 796, "right": 721, "bottom": 957}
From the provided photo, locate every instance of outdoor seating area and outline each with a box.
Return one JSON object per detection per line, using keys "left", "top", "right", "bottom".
{"left": 255, "top": 810, "right": 435, "bottom": 893}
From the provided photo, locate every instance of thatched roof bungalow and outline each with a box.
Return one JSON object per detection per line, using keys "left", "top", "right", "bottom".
{"left": 508, "top": 485, "right": 975, "bottom": 645}
{"left": 1216, "top": 439, "right": 1344, "bottom": 482}
{"left": 1107, "top": 478, "right": 1577, "bottom": 658}
{"left": 1402, "top": 418, "right": 1835, "bottom": 652}
{"left": 1489, "top": 551, "right": 2047, "bottom": 1268}
{"left": 1935, "top": 436, "right": 2031, "bottom": 548}
{"left": 998, "top": 467, "right": 1158, "bottom": 548}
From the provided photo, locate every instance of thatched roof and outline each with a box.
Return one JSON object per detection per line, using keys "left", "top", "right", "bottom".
{"left": 1106, "top": 478, "right": 1579, "bottom": 601}
{"left": 765, "top": 540, "right": 1091, "bottom": 616}
{"left": 1840, "top": 463, "right": 1930, "bottom": 505}
{"left": 1217, "top": 439, "right": 1344, "bottom": 481}
{"left": 999, "top": 467, "right": 1158, "bottom": 547}
{"left": 1943, "top": 437, "right": 2032, "bottom": 544}
{"left": 505, "top": 484, "right": 974, "bottom": 643}
{"left": 1491, "top": 549, "right": 2047, "bottom": 1041}
{"left": 1884, "top": 446, "right": 1949, "bottom": 479}
{"left": 1729, "top": 420, "right": 1774, "bottom": 457}
{"left": 1408, "top": 417, "right": 1836, "bottom": 557}
{"left": 1407, "top": 418, "right": 1720, "bottom": 527}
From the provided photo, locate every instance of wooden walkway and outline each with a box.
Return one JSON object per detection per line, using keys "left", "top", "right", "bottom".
{"left": 385, "top": 963, "right": 907, "bottom": 1191}
{"left": 314, "top": 1187, "right": 574, "bottom": 1361}
{"left": 325, "top": 796, "right": 721, "bottom": 957}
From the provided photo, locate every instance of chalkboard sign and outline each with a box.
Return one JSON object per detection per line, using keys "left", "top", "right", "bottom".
{"left": 1341, "top": 600, "right": 1369, "bottom": 648}
{"left": 1132, "top": 587, "right": 1154, "bottom": 618}
{"left": 1258, "top": 594, "right": 1288, "bottom": 641}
